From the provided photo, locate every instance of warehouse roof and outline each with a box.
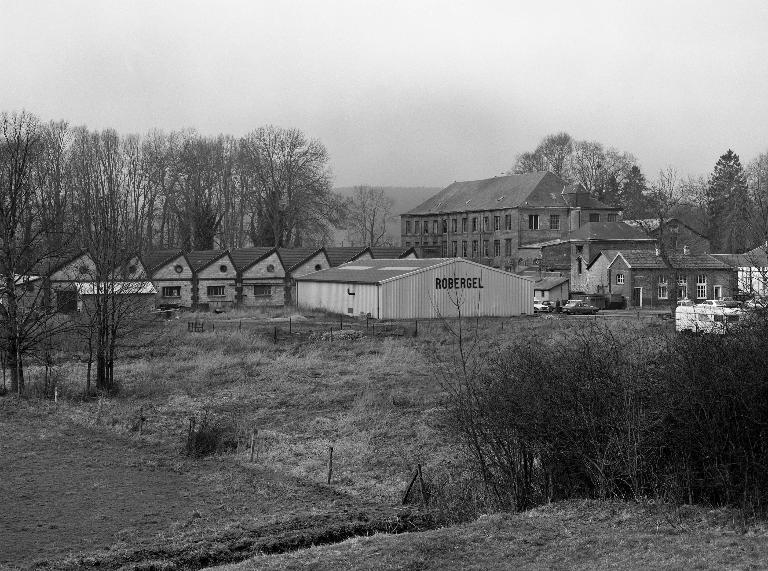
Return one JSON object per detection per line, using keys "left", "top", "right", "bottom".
{"left": 297, "top": 258, "right": 531, "bottom": 285}
{"left": 277, "top": 247, "right": 327, "bottom": 271}
{"left": 325, "top": 247, "right": 369, "bottom": 267}
{"left": 185, "top": 250, "right": 230, "bottom": 272}
{"left": 533, "top": 276, "right": 569, "bottom": 291}
{"left": 143, "top": 249, "right": 184, "bottom": 273}
{"left": 712, "top": 245, "right": 768, "bottom": 268}
{"left": 611, "top": 250, "right": 731, "bottom": 270}
{"left": 405, "top": 172, "right": 618, "bottom": 215}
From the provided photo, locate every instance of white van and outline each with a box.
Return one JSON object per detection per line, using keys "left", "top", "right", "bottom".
{"left": 675, "top": 303, "right": 742, "bottom": 334}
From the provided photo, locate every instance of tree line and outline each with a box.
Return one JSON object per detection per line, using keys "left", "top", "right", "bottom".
{"left": 512, "top": 132, "right": 768, "bottom": 253}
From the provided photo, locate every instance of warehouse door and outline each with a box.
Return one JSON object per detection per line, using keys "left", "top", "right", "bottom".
{"left": 632, "top": 287, "right": 642, "bottom": 308}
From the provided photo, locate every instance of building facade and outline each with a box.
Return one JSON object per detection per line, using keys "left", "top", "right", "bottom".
{"left": 400, "top": 172, "right": 620, "bottom": 270}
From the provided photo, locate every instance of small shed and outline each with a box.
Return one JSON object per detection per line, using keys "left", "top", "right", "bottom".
{"left": 533, "top": 276, "right": 569, "bottom": 302}
{"left": 295, "top": 258, "right": 533, "bottom": 319}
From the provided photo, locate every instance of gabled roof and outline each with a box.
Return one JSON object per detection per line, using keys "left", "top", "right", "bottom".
{"left": 277, "top": 247, "right": 327, "bottom": 272}
{"left": 562, "top": 193, "right": 621, "bottom": 210}
{"left": 370, "top": 246, "right": 418, "bottom": 259}
{"left": 325, "top": 247, "right": 370, "bottom": 267}
{"left": 569, "top": 222, "right": 655, "bottom": 242}
{"left": 185, "top": 250, "right": 231, "bottom": 272}
{"left": 142, "top": 249, "right": 185, "bottom": 273}
{"left": 611, "top": 250, "right": 731, "bottom": 270}
{"left": 29, "top": 249, "right": 90, "bottom": 277}
{"left": 230, "top": 247, "right": 278, "bottom": 272}
{"left": 533, "top": 276, "right": 569, "bottom": 291}
{"left": 586, "top": 249, "right": 621, "bottom": 270}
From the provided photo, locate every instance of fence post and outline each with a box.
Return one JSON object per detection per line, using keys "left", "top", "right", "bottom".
{"left": 289, "top": 317, "right": 292, "bottom": 334}
{"left": 327, "top": 445, "right": 334, "bottom": 484}
{"left": 274, "top": 326, "right": 278, "bottom": 343}
{"left": 339, "top": 314, "right": 343, "bottom": 331}
{"left": 414, "top": 319, "right": 418, "bottom": 337}
{"left": 239, "top": 320, "right": 242, "bottom": 332}
{"left": 212, "top": 321, "right": 215, "bottom": 332}
{"left": 138, "top": 406, "right": 144, "bottom": 436}
{"left": 250, "top": 429, "right": 257, "bottom": 462}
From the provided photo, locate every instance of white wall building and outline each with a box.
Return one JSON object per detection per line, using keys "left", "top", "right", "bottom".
{"left": 295, "top": 258, "right": 533, "bottom": 319}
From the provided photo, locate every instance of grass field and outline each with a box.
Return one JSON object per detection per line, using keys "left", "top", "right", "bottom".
{"left": 6, "top": 309, "right": 760, "bottom": 570}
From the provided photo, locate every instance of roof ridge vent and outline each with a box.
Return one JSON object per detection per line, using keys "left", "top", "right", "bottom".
{"left": 496, "top": 195, "right": 504, "bottom": 201}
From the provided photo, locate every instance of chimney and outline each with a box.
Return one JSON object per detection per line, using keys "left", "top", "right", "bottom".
{"left": 683, "top": 245, "right": 690, "bottom": 255}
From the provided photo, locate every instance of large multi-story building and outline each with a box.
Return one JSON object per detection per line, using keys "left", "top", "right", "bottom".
{"left": 400, "top": 171, "right": 620, "bottom": 270}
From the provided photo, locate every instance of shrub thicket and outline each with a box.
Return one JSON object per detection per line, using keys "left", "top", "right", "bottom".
{"left": 442, "top": 317, "right": 768, "bottom": 515}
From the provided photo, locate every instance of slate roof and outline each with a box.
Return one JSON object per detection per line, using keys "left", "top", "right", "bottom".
{"left": 406, "top": 172, "right": 617, "bottom": 215}
{"left": 569, "top": 222, "right": 655, "bottom": 242}
{"left": 28, "top": 249, "right": 89, "bottom": 276}
{"left": 230, "top": 247, "right": 276, "bottom": 272}
{"left": 186, "top": 250, "right": 229, "bottom": 272}
{"left": 624, "top": 218, "right": 708, "bottom": 238}
{"left": 370, "top": 247, "right": 418, "bottom": 259}
{"left": 712, "top": 245, "right": 768, "bottom": 268}
{"left": 296, "top": 258, "right": 451, "bottom": 285}
{"left": 611, "top": 250, "right": 732, "bottom": 270}
{"left": 325, "top": 247, "right": 370, "bottom": 267}
{"left": 586, "top": 249, "right": 621, "bottom": 270}
{"left": 277, "top": 248, "right": 326, "bottom": 271}
{"left": 142, "top": 249, "right": 184, "bottom": 273}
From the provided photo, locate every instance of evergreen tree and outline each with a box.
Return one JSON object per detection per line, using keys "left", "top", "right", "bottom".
{"left": 707, "top": 150, "right": 751, "bottom": 252}
{"left": 618, "top": 165, "right": 648, "bottom": 218}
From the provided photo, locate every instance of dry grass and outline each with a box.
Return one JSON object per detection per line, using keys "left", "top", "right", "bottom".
{"left": 215, "top": 500, "right": 768, "bottom": 571}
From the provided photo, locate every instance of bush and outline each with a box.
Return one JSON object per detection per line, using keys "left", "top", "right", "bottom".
{"left": 186, "top": 411, "right": 239, "bottom": 458}
{"left": 442, "top": 318, "right": 768, "bottom": 515}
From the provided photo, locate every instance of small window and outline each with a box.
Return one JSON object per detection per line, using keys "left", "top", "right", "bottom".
{"left": 658, "top": 276, "right": 668, "bottom": 299}
{"left": 219, "top": 264, "right": 228, "bottom": 273}
{"left": 405, "top": 241, "right": 411, "bottom": 247}
{"left": 607, "top": 213, "right": 618, "bottom": 222}
{"left": 451, "top": 241, "right": 458, "bottom": 257}
{"left": 162, "top": 286, "right": 181, "bottom": 298}
{"left": 433, "top": 220, "right": 439, "bottom": 234}
{"left": 441, "top": 219, "right": 447, "bottom": 233}
{"left": 406, "top": 220, "right": 412, "bottom": 234}
{"left": 504, "top": 214, "right": 512, "bottom": 230}
{"left": 589, "top": 213, "right": 600, "bottom": 223}
{"left": 253, "top": 285, "right": 271, "bottom": 297}
{"left": 483, "top": 216, "right": 489, "bottom": 230}
{"left": 696, "top": 274, "right": 707, "bottom": 299}
{"left": 504, "top": 239, "right": 512, "bottom": 256}
{"left": 207, "top": 285, "right": 225, "bottom": 297}
{"left": 482, "top": 240, "right": 489, "bottom": 257}
{"left": 462, "top": 240, "right": 467, "bottom": 257}
{"left": 451, "top": 218, "right": 457, "bottom": 232}
{"left": 616, "top": 273, "right": 625, "bottom": 285}
{"left": 471, "top": 240, "right": 478, "bottom": 257}
{"left": 528, "top": 215, "right": 539, "bottom": 230}
{"left": 550, "top": 215, "right": 560, "bottom": 231}
{"left": 472, "top": 217, "right": 477, "bottom": 232}
{"left": 414, "top": 221, "right": 421, "bottom": 234}
{"left": 174, "top": 264, "right": 184, "bottom": 274}
{"left": 266, "top": 264, "right": 275, "bottom": 273}
{"left": 424, "top": 222, "right": 429, "bottom": 234}
{"left": 314, "top": 264, "right": 322, "bottom": 271}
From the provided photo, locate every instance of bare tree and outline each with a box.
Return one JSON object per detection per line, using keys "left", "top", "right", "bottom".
{"left": 569, "top": 140, "right": 636, "bottom": 202}
{"left": 345, "top": 185, "right": 393, "bottom": 247}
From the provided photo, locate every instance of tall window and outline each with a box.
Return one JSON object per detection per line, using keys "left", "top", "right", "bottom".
{"left": 494, "top": 216, "right": 500, "bottom": 231}
{"left": 451, "top": 218, "right": 457, "bottom": 232}
{"left": 658, "top": 276, "right": 668, "bottom": 299}
{"left": 528, "top": 215, "right": 539, "bottom": 230}
{"left": 589, "top": 213, "right": 600, "bottom": 223}
{"left": 462, "top": 218, "right": 467, "bottom": 232}
{"left": 607, "top": 213, "right": 618, "bottom": 222}
{"left": 441, "top": 242, "right": 447, "bottom": 256}
{"left": 483, "top": 216, "right": 489, "bottom": 230}
{"left": 424, "top": 221, "right": 429, "bottom": 234}
{"left": 616, "top": 273, "right": 625, "bottom": 285}
{"left": 462, "top": 240, "right": 468, "bottom": 257}
{"left": 405, "top": 220, "right": 412, "bottom": 234}
{"left": 414, "top": 221, "right": 421, "bottom": 234}
{"left": 696, "top": 274, "right": 707, "bottom": 299}
{"left": 504, "top": 239, "right": 512, "bottom": 256}
{"left": 207, "top": 285, "right": 225, "bottom": 297}
{"left": 482, "top": 240, "right": 489, "bottom": 257}
{"left": 677, "top": 275, "right": 688, "bottom": 300}
{"left": 433, "top": 220, "right": 439, "bottom": 234}
{"left": 493, "top": 240, "right": 501, "bottom": 257}
{"left": 472, "top": 217, "right": 477, "bottom": 232}
{"left": 550, "top": 214, "right": 560, "bottom": 230}
{"left": 504, "top": 214, "right": 512, "bottom": 230}
{"left": 452, "top": 241, "right": 458, "bottom": 257}
{"left": 471, "top": 240, "right": 478, "bottom": 257}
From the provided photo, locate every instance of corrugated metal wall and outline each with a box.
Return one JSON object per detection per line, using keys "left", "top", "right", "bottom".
{"left": 380, "top": 260, "right": 532, "bottom": 319}
{"left": 296, "top": 281, "right": 380, "bottom": 317}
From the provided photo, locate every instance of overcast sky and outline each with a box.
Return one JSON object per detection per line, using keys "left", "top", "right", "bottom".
{"left": 2, "top": 0, "right": 767, "bottom": 187}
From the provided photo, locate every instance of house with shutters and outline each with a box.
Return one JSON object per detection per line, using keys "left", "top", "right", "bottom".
{"left": 230, "top": 247, "right": 286, "bottom": 307}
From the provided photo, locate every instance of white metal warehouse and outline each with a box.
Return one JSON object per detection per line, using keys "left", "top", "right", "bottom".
{"left": 295, "top": 258, "right": 533, "bottom": 319}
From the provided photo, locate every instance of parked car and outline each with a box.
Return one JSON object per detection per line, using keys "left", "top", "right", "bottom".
{"left": 698, "top": 299, "right": 742, "bottom": 309}
{"left": 562, "top": 300, "right": 599, "bottom": 315}
{"left": 534, "top": 300, "right": 554, "bottom": 312}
